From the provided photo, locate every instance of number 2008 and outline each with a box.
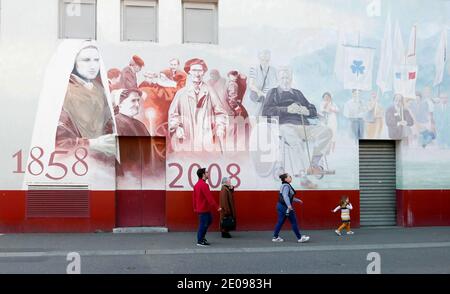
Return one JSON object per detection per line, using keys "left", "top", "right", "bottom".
{"left": 169, "top": 163, "right": 241, "bottom": 189}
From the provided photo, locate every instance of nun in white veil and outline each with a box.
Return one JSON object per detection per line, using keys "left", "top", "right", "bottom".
{"left": 23, "top": 40, "right": 118, "bottom": 190}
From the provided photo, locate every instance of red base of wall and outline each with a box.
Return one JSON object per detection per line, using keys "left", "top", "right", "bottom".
{"left": 166, "top": 190, "right": 360, "bottom": 231}
{"left": 0, "top": 191, "right": 115, "bottom": 233}
{"left": 2, "top": 189, "right": 450, "bottom": 232}
{"left": 397, "top": 190, "right": 450, "bottom": 227}
{"left": 116, "top": 190, "right": 165, "bottom": 227}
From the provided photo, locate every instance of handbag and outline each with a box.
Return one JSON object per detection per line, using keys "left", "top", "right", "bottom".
{"left": 221, "top": 188, "right": 236, "bottom": 231}
{"left": 221, "top": 216, "right": 236, "bottom": 231}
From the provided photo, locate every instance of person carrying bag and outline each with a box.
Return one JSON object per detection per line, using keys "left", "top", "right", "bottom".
{"left": 219, "top": 177, "right": 236, "bottom": 238}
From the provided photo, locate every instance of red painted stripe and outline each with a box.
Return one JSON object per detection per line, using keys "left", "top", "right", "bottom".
{"left": 0, "top": 190, "right": 115, "bottom": 233}
{"left": 1, "top": 189, "right": 450, "bottom": 232}
{"left": 116, "top": 190, "right": 165, "bottom": 227}
{"left": 397, "top": 190, "right": 450, "bottom": 227}
{"left": 166, "top": 190, "right": 361, "bottom": 231}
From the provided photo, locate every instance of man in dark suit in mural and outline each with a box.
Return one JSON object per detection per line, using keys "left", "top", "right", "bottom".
{"left": 262, "top": 67, "right": 333, "bottom": 187}
{"left": 385, "top": 94, "right": 414, "bottom": 142}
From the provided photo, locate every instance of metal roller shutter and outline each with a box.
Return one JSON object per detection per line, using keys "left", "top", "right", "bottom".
{"left": 359, "top": 140, "right": 397, "bottom": 226}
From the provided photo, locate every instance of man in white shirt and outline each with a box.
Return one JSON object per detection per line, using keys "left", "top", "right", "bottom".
{"left": 343, "top": 89, "right": 367, "bottom": 141}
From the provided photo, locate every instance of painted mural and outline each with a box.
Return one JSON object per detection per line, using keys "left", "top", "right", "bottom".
{"left": 22, "top": 40, "right": 117, "bottom": 190}
{"left": 14, "top": 0, "right": 450, "bottom": 192}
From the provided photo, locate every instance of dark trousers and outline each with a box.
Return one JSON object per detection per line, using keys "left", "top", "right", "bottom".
{"left": 273, "top": 202, "right": 302, "bottom": 239}
{"left": 197, "top": 212, "right": 212, "bottom": 242}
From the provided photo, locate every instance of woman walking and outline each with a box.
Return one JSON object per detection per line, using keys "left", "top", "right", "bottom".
{"left": 219, "top": 177, "right": 236, "bottom": 238}
{"left": 272, "top": 173, "right": 310, "bottom": 243}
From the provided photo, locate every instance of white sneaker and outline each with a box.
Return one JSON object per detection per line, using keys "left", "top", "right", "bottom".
{"left": 298, "top": 235, "right": 310, "bottom": 243}
{"left": 346, "top": 231, "right": 354, "bottom": 235}
{"left": 272, "top": 236, "right": 284, "bottom": 242}
{"left": 335, "top": 230, "right": 342, "bottom": 236}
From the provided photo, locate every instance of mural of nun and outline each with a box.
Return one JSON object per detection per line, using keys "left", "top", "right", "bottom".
{"left": 23, "top": 40, "right": 117, "bottom": 190}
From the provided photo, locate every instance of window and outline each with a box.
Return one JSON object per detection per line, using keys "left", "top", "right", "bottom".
{"left": 59, "top": 0, "right": 96, "bottom": 39}
{"left": 183, "top": 1, "right": 218, "bottom": 44}
{"left": 122, "top": 0, "right": 158, "bottom": 42}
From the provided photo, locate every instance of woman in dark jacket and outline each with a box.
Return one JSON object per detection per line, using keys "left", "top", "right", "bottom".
{"left": 219, "top": 177, "right": 236, "bottom": 238}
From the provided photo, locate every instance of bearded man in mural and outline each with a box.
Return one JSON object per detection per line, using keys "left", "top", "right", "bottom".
{"left": 262, "top": 67, "right": 334, "bottom": 186}
{"left": 168, "top": 58, "right": 228, "bottom": 152}
{"left": 55, "top": 44, "right": 116, "bottom": 160}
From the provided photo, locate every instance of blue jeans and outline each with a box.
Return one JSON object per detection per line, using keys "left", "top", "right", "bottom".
{"left": 350, "top": 118, "right": 364, "bottom": 140}
{"left": 273, "top": 202, "right": 302, "bottom": 239}
{"left": 197, "top": 212, "right": 212, "bottom": 242}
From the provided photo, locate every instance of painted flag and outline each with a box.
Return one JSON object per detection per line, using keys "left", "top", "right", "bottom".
{"left": 406, "top": 25, "right": 417, "bottom": 65}
{"left": 393, "top": 21, "right": 405, "bottom": 66}
{"left": 393, "top": 64, "right": 417, "bottom": 98}
{"left": 433, "top": 29, "right": 447, "bottom": 86}
{"left": 334, "top": 30, "right": 346, "bottom": 83}
{"left": 343, "top": 46, "right": 375, "bottom": 91}
{"left": 376, "top": 13, "right": 393, "bottom": 93}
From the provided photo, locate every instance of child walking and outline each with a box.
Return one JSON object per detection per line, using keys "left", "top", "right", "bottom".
{"left": 332, "top": 196, "right": 354, "bottom": 236}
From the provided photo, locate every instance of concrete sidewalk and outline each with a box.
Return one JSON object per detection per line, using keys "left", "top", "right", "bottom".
{"left": 1, "top": 227, "right": 450, "bottom": 256}
{"left": 1, "top": 227, "right": 450, "bottom": 273}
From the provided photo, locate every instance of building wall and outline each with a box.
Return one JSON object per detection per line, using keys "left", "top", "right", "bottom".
{"left": 1, "top": 0, "right": 450, "bottom": 232}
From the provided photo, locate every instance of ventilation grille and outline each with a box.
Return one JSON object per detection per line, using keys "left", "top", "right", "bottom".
{"left": 26, "top": 185, "right": 90, "bottom": 218}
